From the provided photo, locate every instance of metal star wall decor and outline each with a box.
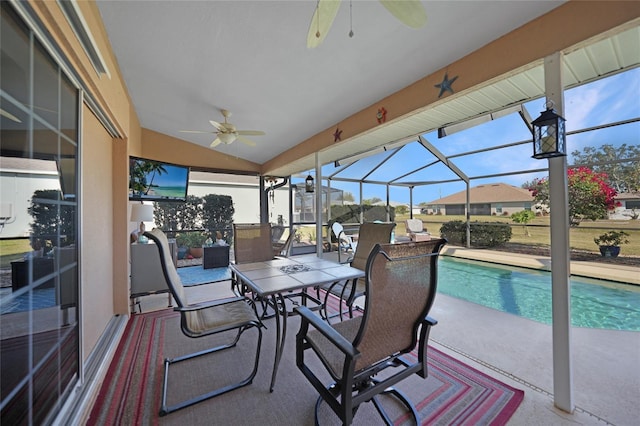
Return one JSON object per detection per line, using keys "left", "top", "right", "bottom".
{"left": 333, "top": 127, "right": 343, "bottom": 142}
{"left": 435, "top": 72, "right": 458, "bottom": 98}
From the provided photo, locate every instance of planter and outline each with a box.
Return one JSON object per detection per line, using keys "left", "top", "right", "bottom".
{"left": 177, "top": 246, "right": 189, "bottom": 260}
{"left": 189, "top": 247, "right": 204, "bottom": 258}
{"left": 599, "top": 245, "right": 620, "bottom": 258}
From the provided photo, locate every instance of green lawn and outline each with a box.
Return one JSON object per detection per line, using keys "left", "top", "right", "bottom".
{"left": 0, "top": 238, "right": 31, "bottom": 268}
{"left": 395, "top": 214, "right": 640, "bottom": 257}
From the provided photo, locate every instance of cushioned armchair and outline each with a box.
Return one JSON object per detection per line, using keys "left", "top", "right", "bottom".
{"left": 405, "top": 218, "right": 431, "bottom": 241}
{"left": 296, "top": 239, "right": 447, "bottom": 425}
{"left": 145, "top": 229, "right": 263, "bottom": 416}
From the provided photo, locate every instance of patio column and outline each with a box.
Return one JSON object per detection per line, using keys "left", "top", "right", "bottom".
{"left": 315, "top": 152, "right": 323, "bottom": 257}
{"left": 545, "top": 51, "right": 574, "bottom": 413}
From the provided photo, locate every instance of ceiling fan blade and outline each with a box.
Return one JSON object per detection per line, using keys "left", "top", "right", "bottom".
{"left": 179, "top": 130, "right": 212, "bottom": 134}
{"left": 379, "top": 0, "right": 427, "bottom": 29}
{"left": 237, "top": 130, "right": 265, "bottom": 136}
{"left": 210, "top": 137, "right": 222, "bottom": 148}
{"left": 237, "top": 135, "right": 257, "bottom": 147}
{"left": 307, "top": 0, "right": 341, "bottom": 48}
{"left": 1, "top": 108, "right": 22, "bottom": 123}
{"left": 209, "top": 120, "right": 224, "bottom": 131}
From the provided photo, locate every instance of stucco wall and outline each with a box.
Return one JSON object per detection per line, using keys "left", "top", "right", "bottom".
{"left": 80, "top": 105, "right": 115, "bottom": 358}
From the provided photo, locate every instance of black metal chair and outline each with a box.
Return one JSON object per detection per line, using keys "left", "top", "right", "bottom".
{"left": 145, "top": 229, "right": 263, "bottom": 416}
{"left": 296, "top": 239, "right": 447, "bottom": 425}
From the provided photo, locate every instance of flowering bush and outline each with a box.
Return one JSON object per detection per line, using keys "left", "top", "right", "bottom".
{"left": 527, "top": 167, "right": 618, "bottom": 226}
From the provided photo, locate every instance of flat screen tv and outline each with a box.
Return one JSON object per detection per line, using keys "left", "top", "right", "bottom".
{"left": 129, "top": 156, "right": 190, "bottom": 202}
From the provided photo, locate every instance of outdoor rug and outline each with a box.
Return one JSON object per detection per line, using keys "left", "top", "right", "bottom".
{"left": 176, "top": 265, "right": 231, "bottom": 286}
{"left": 88, "top": 301, "right": 524, "bottom": 425}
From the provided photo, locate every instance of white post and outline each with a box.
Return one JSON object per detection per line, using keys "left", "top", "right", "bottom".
{"left": 315, "top": 153, "right": 323, "bottom": 257}
{"left": 545, "top": 51, "right": 574, "bottom": 413}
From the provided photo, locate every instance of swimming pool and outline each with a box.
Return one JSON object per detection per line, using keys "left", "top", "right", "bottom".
{"left": 437, "top": 257, "right": 640, "bottom": 331}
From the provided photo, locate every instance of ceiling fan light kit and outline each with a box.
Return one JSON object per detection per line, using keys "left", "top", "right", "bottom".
{"left": 180, "top": 108, "right": 265, "bottom": 149}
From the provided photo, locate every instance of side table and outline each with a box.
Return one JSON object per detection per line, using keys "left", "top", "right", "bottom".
{"left": 203, "top": 245, "right": 230, "bottom": 269}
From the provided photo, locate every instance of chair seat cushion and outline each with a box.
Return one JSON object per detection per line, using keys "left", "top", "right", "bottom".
{"left": 307, "top": 317, "right": 362, "bottom": 379}
{"left": 185, "top": 300, "right": 258, "bottom": 337}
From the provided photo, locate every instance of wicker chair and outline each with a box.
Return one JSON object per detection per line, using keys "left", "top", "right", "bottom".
{"left": 321, "top": 222, "right": 395, "bottom": 321}
{"left": 296, "top": 239, "right": 447, "bottom": 425}
{"left": 145, "top": 229, "right": 263, "bottom": 416}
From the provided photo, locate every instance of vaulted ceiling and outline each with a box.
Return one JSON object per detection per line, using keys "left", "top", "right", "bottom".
{"left": 96, "top": 1, "right": 639, "bottom": 177}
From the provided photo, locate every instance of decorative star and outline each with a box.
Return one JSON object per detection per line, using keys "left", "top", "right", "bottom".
{"left": 333, "top": 127, "right": 342, "bottom": 142}
{"left": 435, "top": 72, "right": 458, "bottom": 98}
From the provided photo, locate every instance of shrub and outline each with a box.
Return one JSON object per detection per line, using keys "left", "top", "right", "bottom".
{"left": 440, "top": 220, "right": 512, "bottom": 247}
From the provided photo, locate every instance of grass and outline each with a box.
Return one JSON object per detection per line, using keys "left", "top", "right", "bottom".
{"left": 0, "top": 238, "right": 31, "bottom": 268}
{"left": 395, "top": 214, "right": 640, "bottom": 257}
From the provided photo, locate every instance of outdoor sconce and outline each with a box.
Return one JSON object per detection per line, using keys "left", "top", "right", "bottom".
{"left": 531, "top": 101, "right": 566, "bottom": 159}
{"left": 305, "top": 173, "right": 314, "bottom": 193}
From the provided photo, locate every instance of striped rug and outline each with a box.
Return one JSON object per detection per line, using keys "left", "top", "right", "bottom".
{"left": 88, "top": 297, "right": 523, "bottom": 425}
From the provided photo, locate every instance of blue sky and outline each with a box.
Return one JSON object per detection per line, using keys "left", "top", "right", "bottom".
{"left": 298, "top": 67, "right": 639, "bottom": 205}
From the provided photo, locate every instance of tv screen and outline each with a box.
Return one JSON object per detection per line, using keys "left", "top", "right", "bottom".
{"left": 129, "top": 156, "right": 190, "bottom": 202}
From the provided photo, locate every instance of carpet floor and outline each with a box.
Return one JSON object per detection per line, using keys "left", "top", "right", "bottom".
{"left": 88, "top": 296, "right": 523, "bottom": 425}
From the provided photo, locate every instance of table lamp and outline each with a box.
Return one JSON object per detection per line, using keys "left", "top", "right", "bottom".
{"left": 131, "top": 203, "right": 154, "bottom": 243}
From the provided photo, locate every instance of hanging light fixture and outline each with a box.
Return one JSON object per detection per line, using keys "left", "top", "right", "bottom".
{"left": 305, "top": 172, "right": 315, "bottom": 193}
{"left": 531, "top": 101, "right": 566, "bottom": 159}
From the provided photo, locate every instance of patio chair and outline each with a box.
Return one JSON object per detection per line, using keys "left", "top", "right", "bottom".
{"left": 296, "top": 239, "right": 447, "bottom": 425}
{"left": 405, "top": 218, "right": 431, "bottom": 241}
{"left": 145, "top": 229, "right": 263, "bottom": 416}
{"left": 233, "top": 223, "right": 320, "bottom": 315}
{"left": 332, "top": 221, "right": 355, "bottom": 264}
{"left": 320, "top": 222, "right": 395, "bottom": 322}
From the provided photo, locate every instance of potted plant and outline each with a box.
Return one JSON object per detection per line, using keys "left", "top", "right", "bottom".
{"left": 593, "top": 230, "right": 630, "bottom": 258}
{"left": 176, "top": 231, "right": 209, "bottom": 258}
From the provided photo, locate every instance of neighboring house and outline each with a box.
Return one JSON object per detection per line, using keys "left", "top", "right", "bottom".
{"left": 610, "top": 192, "right": 640, "bottom": 220}
{"left": 424, "top": 183, "right": 534, "bottom": 216}
{"left": 0, "top": 157, "right": 62, "bottom": 238}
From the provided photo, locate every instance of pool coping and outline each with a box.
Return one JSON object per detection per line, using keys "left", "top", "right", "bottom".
{"left": 441, "top": 245, "right": 640, "bottom": 286}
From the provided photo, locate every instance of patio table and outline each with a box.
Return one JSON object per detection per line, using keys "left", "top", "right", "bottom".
{"left": 229, "top": 254, "right": 364, "bottom": 392}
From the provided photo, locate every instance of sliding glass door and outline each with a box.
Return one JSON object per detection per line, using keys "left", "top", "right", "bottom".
{"left": 1, "top": 3, "right": 80, "bottom": 423}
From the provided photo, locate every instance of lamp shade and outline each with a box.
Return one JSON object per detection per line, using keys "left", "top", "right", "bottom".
{"left": 131, "top": 203, "right": 154, "bottom": 223}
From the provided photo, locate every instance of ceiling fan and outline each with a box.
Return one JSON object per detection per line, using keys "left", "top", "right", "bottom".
{"left": 307, "top": 0, "right": 427, "bottom": 48}
{"left": 180, "top": 109, "right": 265, "bottom": 148}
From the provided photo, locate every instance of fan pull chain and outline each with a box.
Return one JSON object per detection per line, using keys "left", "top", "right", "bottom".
{"left": 315, "top": 0, "right": 321, "bottom": 39}
{"left": 349, "top": 0, "right": 354, "bottom": 38}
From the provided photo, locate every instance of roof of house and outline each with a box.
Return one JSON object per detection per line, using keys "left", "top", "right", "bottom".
{"left": 426, "top": 183, "right": 534, "bottom": 205}
{"left": 615, "top": 192, "right": 640, "bottom": 201}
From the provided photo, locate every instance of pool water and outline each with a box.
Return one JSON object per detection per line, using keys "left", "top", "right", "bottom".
{"left": 437, "top": 257, "right": 640, "bottom": 331}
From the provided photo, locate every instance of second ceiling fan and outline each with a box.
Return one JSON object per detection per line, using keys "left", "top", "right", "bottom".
{"left": 181, "top": 109, "right": 265, "bottom": 148}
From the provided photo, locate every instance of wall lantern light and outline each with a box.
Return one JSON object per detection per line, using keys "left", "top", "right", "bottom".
{"left": 305, "top": 173, "right": 314, "bottom": 193}
{"left": 531, "top": 101, "right": 566, "bottom": 159}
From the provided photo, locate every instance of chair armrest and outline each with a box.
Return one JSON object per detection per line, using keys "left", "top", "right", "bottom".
{"left": 295, "top": 306, "right": 358, "bottom": 358}
{"left": 174, "top": 296, "right": 248, "bottom": 313}
{"left": 423, "top": 315, "right": 438, "bottom": 327}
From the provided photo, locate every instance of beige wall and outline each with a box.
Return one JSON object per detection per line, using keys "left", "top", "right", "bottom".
{"left": 80, "top": 105, "right": 115, "bottom": 357}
